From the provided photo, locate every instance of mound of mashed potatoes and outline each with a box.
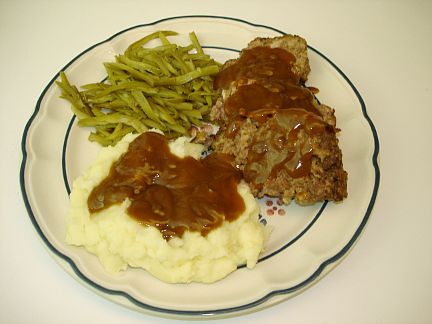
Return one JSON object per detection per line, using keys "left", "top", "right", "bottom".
{"left": 66, "top": 131, "right": 266, "bottom": 283}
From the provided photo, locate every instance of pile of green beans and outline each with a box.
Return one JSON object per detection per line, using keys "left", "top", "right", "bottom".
{"left": 57, "top": 31, "right": 220, "bottom": 146}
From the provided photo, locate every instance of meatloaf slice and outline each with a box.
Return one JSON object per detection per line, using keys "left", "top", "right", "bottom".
{"left": 210, "top": 35, "right": 336, "bottom": 127}
{"left": 211, "top": 35, "right": 311, "bottom": 123}
{"left": 212, "top": 109, "right": 347, "bottom": 205}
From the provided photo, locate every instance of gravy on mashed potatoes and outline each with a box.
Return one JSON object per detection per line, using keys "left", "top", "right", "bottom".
{"left": 66, "top": 131, "right": 266, "bottom": 283}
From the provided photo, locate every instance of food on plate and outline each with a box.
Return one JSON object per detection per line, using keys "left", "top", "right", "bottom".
{"left": 66, "top": 131, "right": 266, "bottom": 283}
{"left": 57, "top": 31, "right": 220, "bottom": 146}
{"left": 63, "top": 31, "right": 348, "bottom": 283}
{"left": 210, "top": 35, "right": 348, "bottom": 204}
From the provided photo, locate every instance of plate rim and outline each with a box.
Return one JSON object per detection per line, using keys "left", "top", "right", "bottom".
{"left": 19, "top": 14, "right": 380, "bottom": 317}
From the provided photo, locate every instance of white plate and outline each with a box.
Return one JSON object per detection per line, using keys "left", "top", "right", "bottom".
{"left": 20, "top": 15, "right": 380, "bottom": 319}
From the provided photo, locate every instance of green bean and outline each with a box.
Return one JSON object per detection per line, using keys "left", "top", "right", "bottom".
{"left": 130, "top": 90, "right": 160, "bottom": 123}
{"left": 106, "top": 124, "right": 135, "bottom": 141}
{"left": 166, "top": 123, "right": 187, "bottom": 134}
{"left": 158, "top": 32, "right": 171, "bottom": 45}
{"left": 133, "top": 44, "right": 178, "bottom": 57}
{"left": 189, "top": 31, "right": 204, "bottom": 55}
{"left": 148, "top": 52, "right": 171, "bottom": 77}
{"left": 155, "top": 66, "right": 219, "bottom": 86}
{"left": 116, "top": 55, "right": 161, "bottom": 75}
{"left": 159, "top": 110, "right": 177, "bottom": 126}
{"left": 90, "top": 80, "right": 158, "bottom": 98}
{"left": 188, "top": 117, "right": 203, "bottom": 127}
{"left": 182, "top": 109, "right": 202, "bottom": 119}
{"left": 179, "top": 44, "right": 194, "bottom": 53}
{"left": 104, "top": 62, "right": 155, "bottom": 86}
{"left": 56, "top": 72, "right": 92, "bottom": 119}
{"left": 57, "top": 31, "right": 220, "bottom": 146}
{"left": 125, "top": 31, "right": 178, "bottom": 57}
{"left": 166, "top": 101, "right": 193, "bottom": 111}
{"left": 88, "top": 133, "right": 113, "bottom": 146}
{"left": 141, "top": 118, "right": 167, "bottom": 130}
{"left": 170, "top": 51, "right": 191, "bottom": 74}
{"left": 78, "top": 113, "right": 148, "bottom": 133}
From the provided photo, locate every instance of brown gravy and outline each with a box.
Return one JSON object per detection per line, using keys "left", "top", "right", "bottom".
{"left": 214, "top": 46, "right": 299, "bottom": 89}
{"left": 87, "top": 132, "right": 245, "bottom": 240}
{"left": 244, "top": 109, "right": 332, "bottom": 191}
{"left": 214, "top": 46, "right": 322, "bottom": 134}
{"left": 224, "top": 82, "right": 321, "bottom": 119}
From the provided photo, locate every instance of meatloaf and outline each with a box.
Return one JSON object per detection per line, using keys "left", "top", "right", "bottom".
{"left": 209, "top": 34, "right": 347, "bottom": 205}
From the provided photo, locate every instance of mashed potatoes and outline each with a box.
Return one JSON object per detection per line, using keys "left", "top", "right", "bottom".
{"left": 66, "top": 131, "right": 266, "bottom": 283}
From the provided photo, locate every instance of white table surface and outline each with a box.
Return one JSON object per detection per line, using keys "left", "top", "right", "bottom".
{"left": 1, "top": 0, "right": 432, "bottom": 323}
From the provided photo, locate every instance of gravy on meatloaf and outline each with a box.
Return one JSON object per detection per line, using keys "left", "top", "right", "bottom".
{"left": 210, "top": 38, "right": 347, "bottom": 204}
{"left": 214, "top": 47, "right": 322, "bottom": 121}
{"left": 244, "top": 108, "right": 334, "bottom": 192}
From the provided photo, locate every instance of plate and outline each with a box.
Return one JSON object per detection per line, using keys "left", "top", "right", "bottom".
{"left": 20, "top": 15, "right": 380, "bottom": 319}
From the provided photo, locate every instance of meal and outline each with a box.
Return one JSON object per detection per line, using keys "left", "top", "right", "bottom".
{"left": 60, "top": 31, "right": 347, "bottom": 283}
